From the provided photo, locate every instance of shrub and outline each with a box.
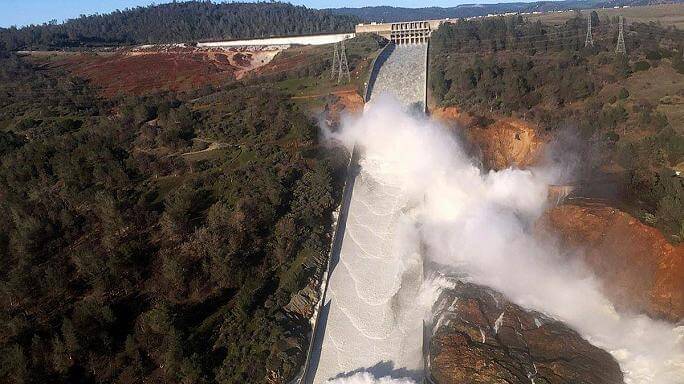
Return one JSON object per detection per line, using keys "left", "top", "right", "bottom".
{"left": 673, "top": 53, "right": 684, "bottom": 74}
{"left": 633, "top": 60, "right": 651, "bottom": 72}
{"left": 645, "top": 50, "right": 662, "bottom": 61}
{"left": 613, "top": 55, "right": 631, "bottom": 78}
{"left": 618, "top": 87, "right": 630, "bottom": 100}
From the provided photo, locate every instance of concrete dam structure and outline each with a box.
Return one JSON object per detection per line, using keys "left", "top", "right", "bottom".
{"left": 356, "top": 20, "right": 446, "bottom": 45}
{"left": 306, "top": 43, "right": 429, "bottom": 383}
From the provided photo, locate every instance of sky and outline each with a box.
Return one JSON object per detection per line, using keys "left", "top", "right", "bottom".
{"left": 0, "top": 0, "right": 515, "bottom": 28}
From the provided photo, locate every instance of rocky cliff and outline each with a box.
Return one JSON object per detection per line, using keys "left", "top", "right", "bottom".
{"left": 431, "top": 106, "right": 545, "bottom": 170}
{"left": 429, "top": 282, "right": 625, "bottom": 384}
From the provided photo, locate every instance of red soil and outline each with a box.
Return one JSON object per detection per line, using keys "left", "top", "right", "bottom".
{"left": 539, "top": 204, "right": 684, "bottom": 322}
{"left": 432, "top": 106, "right": 683, "bottom": 322}
{"left": 432, "top": 106, "right": 545, "bottom": 170}
{"left": 50, "top": 48, "right": 279, "bottom": 97}
{"left": 52, "top": 52, "right": 236, "bottom": 97}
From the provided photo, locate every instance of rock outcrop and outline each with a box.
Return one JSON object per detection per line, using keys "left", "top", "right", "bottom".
{"left": 429, "top": 282, "right": 624, "bottom": 384}
{"left": 284, "top": 276, "right": 321, "bottom": 319}
{"left": 538, "top": 204, "right": 684, "bottom": 322}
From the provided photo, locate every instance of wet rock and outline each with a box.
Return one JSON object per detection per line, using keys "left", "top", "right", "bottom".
{"left": 429, "top": 282, "right": 624, "bottom": 384}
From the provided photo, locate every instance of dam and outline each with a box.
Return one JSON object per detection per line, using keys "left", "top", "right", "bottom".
{"left": 306, "top": 43, "right": 429, "bottom": 383}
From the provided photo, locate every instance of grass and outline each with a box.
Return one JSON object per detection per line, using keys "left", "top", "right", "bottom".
{"left": 598, "top": 61, "right": 684, "bottom": 134}
{"left": 263, "top": 33, "right": 386, "bottom": 109}
{"left": 182, "top": 146, "right": 233, "bottom": 162}
{"left": 526, "top": 4, "right": 684, "bottom": 28}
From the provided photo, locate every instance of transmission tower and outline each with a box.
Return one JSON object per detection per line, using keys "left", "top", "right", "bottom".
{"left": 585, "top": 14, "right": 594, "bottom": 47}
{"left": 615, "top": 16, "right": 626, "bottom": 54}
{"left": 337, "top": 40, "right": 350, "bottom": 84}
{"left": 331, "top": 42, "right": 339, "bottom": 80}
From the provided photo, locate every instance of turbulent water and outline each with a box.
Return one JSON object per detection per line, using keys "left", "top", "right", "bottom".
{"left": 368, "top": 44, "right": 427, "bottom": 112}
{"left": 320, "top": 96, "right": 684, "bottom": 384}
{"left": 310, "top": 44, "right": 430, "bottom": 384}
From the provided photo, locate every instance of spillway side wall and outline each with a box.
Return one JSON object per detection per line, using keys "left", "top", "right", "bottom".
{"left": 364, "top": 42, "right": 395, "bottom": 102}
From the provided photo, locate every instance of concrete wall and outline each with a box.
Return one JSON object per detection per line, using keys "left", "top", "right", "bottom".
{"left": 364, "top": 43, "right": 394, "bottom": 102}
{"left": 356, "top": 19, "right": 450, "bottom": 44}
{"left": 292, "top": 42, "right": 391, "bottom": 384}
{"left": 307, "top": 43, "right": 430, "bottom": 384}
{"left": 198, "top": 33, "right": 355, "bottom": 47}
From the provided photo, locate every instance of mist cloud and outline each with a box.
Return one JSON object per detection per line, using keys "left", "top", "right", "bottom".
{"left": 326, "top": 372, "right": 416, "bottom": 384}
{"left": 328, "top": 96, "right": 684, "bottom": 384}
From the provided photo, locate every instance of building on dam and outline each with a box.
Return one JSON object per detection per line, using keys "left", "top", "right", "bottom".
{"left": 355, "top": 19, "right": 449, "bottom": 44}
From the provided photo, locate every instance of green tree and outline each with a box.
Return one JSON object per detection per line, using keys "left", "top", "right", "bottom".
{"left": 51, "top": 337, "right": 71, "bottom": 374}
{"left": 1, "top": 344, "right": 28, "bottom": 384}
{"left": 590, "top": 11, "right": 600, "bottom": 27}
{"left": 161, "top": 185, "right": 200, "bottom": 239}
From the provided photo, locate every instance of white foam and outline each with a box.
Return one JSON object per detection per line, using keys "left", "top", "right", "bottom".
{"left": 328, "top": 97, "right": 684, "bottom": 384}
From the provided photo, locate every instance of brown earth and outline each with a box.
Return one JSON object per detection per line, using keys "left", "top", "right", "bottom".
{"left": 430, "top": 282, "right": 624, "bottom": 384}
{"left": 433, "top": 105, "right": 684, "bottom": 322}
{"left": 432, "top": 106, "right": 545, "bottom": 170}
{"left": 538, "top": 204, "right": 684, "bottom": 322}
{"left": 46, "top": 47, "right": 279, "bottom": 97}
{"left": 599, "top": 62, "right": 684, "bottom": 135}
{"left": 310, "top": 90, "right": 365, "bottom": 131}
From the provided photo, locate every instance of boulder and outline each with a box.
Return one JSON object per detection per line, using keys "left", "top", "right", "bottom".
{"left": 429, "top": 282, "right": 624, "bottom": 384}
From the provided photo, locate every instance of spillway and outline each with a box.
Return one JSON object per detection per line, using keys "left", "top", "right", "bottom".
{"left": 307, "top": 44, "right": 428, "bottom": 383}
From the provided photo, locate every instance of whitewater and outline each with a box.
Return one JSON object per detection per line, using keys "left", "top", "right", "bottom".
{"left": 311, "top": 44, "right": 683, "bottom": 384}
{"left": 321, "top": 96, "right": 684, "bottom": 384}
{"left": 309, "top": 44, "right": 430, "bottom": 384}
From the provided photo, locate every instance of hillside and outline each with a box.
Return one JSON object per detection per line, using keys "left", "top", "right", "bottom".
{"left": 429, "top": 14, "right": 683, "bottom": 240}
{"left": 0, "top": 52, "right": 322, "bottom": 384}
{"left": 0, "top": 30, "right": 385, "bottom": 382}
{"left": 328, "top": 0, "right": 681, "bottom": 22}
{"left": 0, "top": 1, "right": 359, "bottom": 50}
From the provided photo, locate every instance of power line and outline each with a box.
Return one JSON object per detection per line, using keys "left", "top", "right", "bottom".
{"left": 585, "top": 14, "right": 594, "bottom": 47}
{"left": 337, "top": 40, "right": 350, "bottom": 84}
{"left": 330, "top": 42, "right": 339, "bottom": 80}
{"left": 616, "top": 16, "right": 627, "bottom": 55}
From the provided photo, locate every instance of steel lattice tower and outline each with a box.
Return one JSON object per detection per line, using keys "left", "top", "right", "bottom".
{"left": 585, "top": 14, "right": 594, "bottom": 47}
{"left": 616, "top": 16, "right": 626, "bottom": 54}
{"left": 338, "top": 40, "right": 350, "bottom": 84}
{"left": 331, "top": 42, "right": 339, "bottom": 80}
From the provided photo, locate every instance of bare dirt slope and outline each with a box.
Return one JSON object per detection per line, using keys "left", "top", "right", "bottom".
{"left": 433, "top": 107, "right": 684, "bottom": 322}
{"left": 539, "top": 204, "right": 684, "bottom": 322}
{"left": 432, "top": 106, "right": 545, "bottom": 170}
{"left": 45, "top": 47, "right": 279, "bottom": 97}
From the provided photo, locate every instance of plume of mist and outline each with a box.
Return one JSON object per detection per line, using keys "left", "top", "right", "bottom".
{"left": 326, "top": 372, "right": 416, "bottom": 384}
{"left": 328, "top": 96, "right": 684, "bottom": 384}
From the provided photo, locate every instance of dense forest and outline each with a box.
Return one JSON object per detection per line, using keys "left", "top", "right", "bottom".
{"left": 430, "top": 14, "right": 684, "bottom": 240}
{"left": 0, "top": 42, "right": 350, "bottom": 382}
{"left": 0, "top": 1, "right": 359, "bottom": 50}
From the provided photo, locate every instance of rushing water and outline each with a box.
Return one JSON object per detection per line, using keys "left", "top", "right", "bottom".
{"left": 313, "top": 42, "right": 683, "bottom": 384}
{"left": 309, "top": 44, "right": 430, "bottom": 384}
{"left": 324, "top": 97, "right": 684, "bottom": 384}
